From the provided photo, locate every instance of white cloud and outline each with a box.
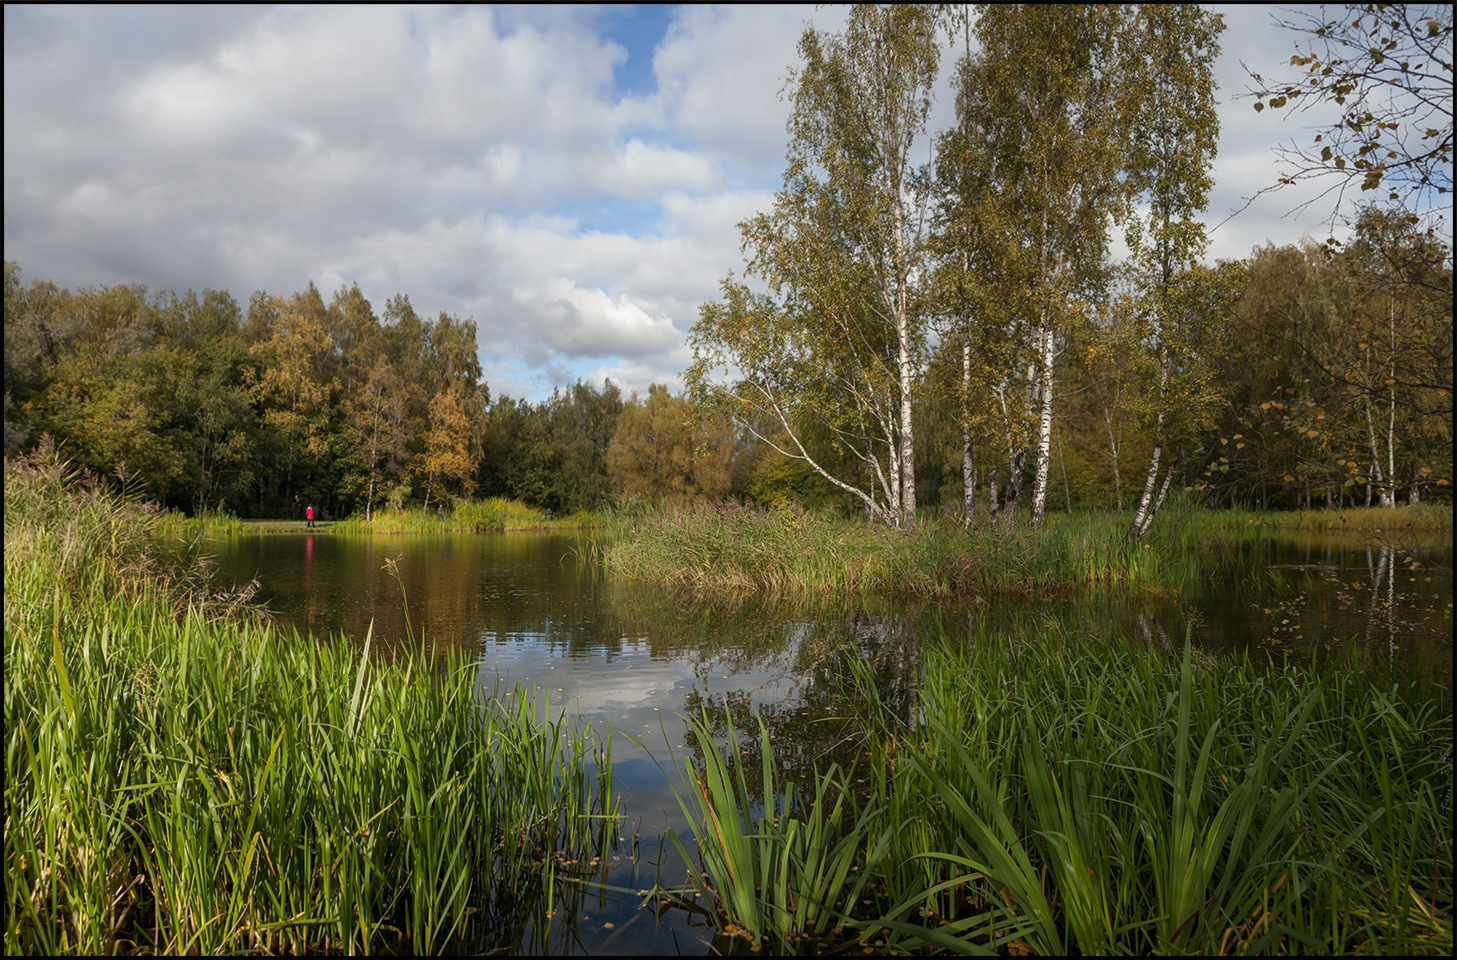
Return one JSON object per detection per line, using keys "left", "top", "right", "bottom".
{"left": 4, "top": 3, "right": 1397, "bottom": 402}
{"left": 537, "top": 277, "right": 680, "bottom": 357}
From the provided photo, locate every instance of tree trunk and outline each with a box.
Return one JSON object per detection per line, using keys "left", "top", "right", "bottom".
{"left": 1386, "top": 304, "right": 1397, "bottom": 508}
{"left": 366, "top": 400, "right": 382, "bottom": 521}
{"left": 888, "top": 433, "right": 903, "bottom": 528}
{"left": 988, "top": 467, "right": 999, "bottom": 521}
{"left": 890, "top": 177, "right": 916, "bottom": 533}
{"left": 1128, "top": 443, "right": 1162, "bottom": 540}
{"left": 1128, "top": 346, "right": 1171, "bottom": 539}
{"left": 1104, "top": 404, "right": 1123, "bottom": 511}
{"left": 1030, "top": 322, "right": 1055, "bottom": 528}
{"left": 1003, "top": 449, "right": 1025, "bottom": 528}
{"left": 1130, "top": 455, "right": 1178, "bottom": 540}
{"left": 1148, "top": 457, "right": 1176, "bottom": 527}
{"left": 962, "top": 340, "right": 975, "bottom": 527}
{"left": 1384, "top": 381, "right": 1397, "bottom": 509}
{"left": 899, "top": 325, "right": 917, "bottom": 530}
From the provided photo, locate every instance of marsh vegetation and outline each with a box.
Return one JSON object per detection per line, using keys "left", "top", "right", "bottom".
{"left": 6, "top": 451, "right": 1451, "bottom": 954}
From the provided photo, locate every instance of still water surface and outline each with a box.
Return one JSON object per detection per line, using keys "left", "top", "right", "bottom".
{"left": 213, "top": 527, "right": 1451, "bottom": 954}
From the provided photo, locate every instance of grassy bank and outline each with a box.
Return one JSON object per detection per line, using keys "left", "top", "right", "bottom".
{"left": 603, "top": 500, "right": 1451, "bottom": 598}
{"left": 4, "top": 454, "right": 618, "bottom": 955}
{"left": 146, "top": 498, "right": 608, "bottom": 538}
{"left": 659, "top": 637, "right": 1453, "bottom": 955}
{"left": 332, "top": 498, "right": 606, "bottom": 534}
{"left": 1214, "top": 503, "right": 1453, "bottom": 534}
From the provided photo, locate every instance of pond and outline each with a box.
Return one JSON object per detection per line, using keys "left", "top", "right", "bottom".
{"left": 211, "top": 525, "right": 1452, "bottom": 954}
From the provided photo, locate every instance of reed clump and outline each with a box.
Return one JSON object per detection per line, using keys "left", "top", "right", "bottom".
{"left": 332, "top": 498, "right": 605, "bottom": 534}
{"left": 604, "top": 503, "right": 1214, "bottom": 597}
{"left": 155, "top": 506, "right": 246, "bottom": 539}
{"left": 658, "top": 638, "right": 1452, "bottom": 955}
{"left": 4, "top": 450, "right": 619, "bottom": 955}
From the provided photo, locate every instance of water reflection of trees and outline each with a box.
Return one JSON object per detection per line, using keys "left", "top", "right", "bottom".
{"left": 597, "top": 593, "right": 951, "bottom": 806}
{"left": 232, "top": 528, "right": 1451, "bottom": 686}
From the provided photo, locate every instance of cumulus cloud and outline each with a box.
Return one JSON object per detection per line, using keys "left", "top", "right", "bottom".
{"left": 537, "top": 278, "right": 680, "bottom": 358}
{"left": 4, "top": 4, "right": 1381, "bottom": 401}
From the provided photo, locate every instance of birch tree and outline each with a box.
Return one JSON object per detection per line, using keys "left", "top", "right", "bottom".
{"left": 344, "top": 356, "right": 418, "bottom": 521}
{"left": 964, "top": 4, "right": 1134, "bottom": 528}
{"left": 1121, "top": 4, "right": 1226, "bottom": 539}
{"left": 688, "top": 4, "right": 939, "bottom": 530}
{"left": 930, "top": 14, "right": 1031, "bottom": 528}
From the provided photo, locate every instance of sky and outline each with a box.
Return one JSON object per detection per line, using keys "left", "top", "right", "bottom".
{"left": 3, "top": 4, "right": 1393, "bottom": 402}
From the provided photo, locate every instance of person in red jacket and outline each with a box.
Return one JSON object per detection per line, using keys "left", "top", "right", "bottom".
{"left": 306, "top": 504, "right": 315, "bottom": 529}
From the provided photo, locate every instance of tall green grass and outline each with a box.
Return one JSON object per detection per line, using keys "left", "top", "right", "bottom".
{"left": 635, "top": 707, "right": 900, "bottom": 954}
{"left": 4, "top": 452, "right": 619, "bottom": 954}
{"left": 604, "top": 503, "right": 1223, "bottom": 598}
{"left": 155, "top": 506, "right": 246, "bottom": 538}
{"left": 332, "top": 498, "right": 606, "bottom": 534}
{"left": 656, "top": 635, "right": 1452, "bottom": 955}
{"left": 1236, "top": 503, "right": 1452, "bottom": 534}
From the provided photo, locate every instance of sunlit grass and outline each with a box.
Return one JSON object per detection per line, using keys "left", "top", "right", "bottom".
{"left": 4, "top": 450, "right": 620, "bottom": 955}
{"left": 652, "top": 635, "right": 1452, "bottom": 955}
{"left": 603, "top": 496, "right": 1451, "bottom": 599}
{"left": 331, "top": 498, "right": 607, "bottom": 534}
{"left": 1236, "top": 503, "right": 1452, "bottom": 533}
{"left": 156, "top": 506, "right": 245, "bottom": 538}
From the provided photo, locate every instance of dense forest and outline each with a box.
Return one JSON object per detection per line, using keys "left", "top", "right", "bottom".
{"left": 3, "top": 6, "right": 1451, "bottom": 524}
{"left": 0, "top": 267, "right": 739, "bottom": 519}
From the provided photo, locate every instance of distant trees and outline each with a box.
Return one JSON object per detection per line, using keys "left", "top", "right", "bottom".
{"left": 1195, "top": 205, "right": 1451, "bottom": 510}
{"left": 478, "top": 381, "right": 623, "bottom": 514}
{"left": 3, "top": 263, "right": 624, "bottom": 519}
{"left": 343, "top": 357, "right": 417, "bottom": 521}
{"left": 1236, "top": 4, "right": 1452, "bottom": 511}
{"left": 606, "top": 384, "right": 735, "bottom": 507}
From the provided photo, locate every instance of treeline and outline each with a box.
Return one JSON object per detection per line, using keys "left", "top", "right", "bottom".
{"left": 3, "top": 208, "right": 1450, "bottom": 522}
{"left": 1, "top": 265, "right": 738, "bottom": 518}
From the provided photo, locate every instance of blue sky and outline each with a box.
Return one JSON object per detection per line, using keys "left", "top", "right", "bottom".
{"left": 4, "top": 4, "right": 1407, "bottom": 402}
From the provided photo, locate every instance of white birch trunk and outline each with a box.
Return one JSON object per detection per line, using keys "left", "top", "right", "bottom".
{"left": 888, "top": 434, "right": 902, "bottom": 528}
{"left": 898, "top": 327, "right": 917, "bottom": 529}
{"left": 1128, "top": 443, "right": 1161, "bottom": 540}
{"left": 1104, "top": 404, "right": 1123, "bottom": 512}
{"left": 1139, "top": 457, "right": 1178, "bottom": 537}
{"left": 1030, "top": 321, "right": 1055, "bottom": 528}
{"left": 1385, "top": 382, "right": 1397, "bottom": 509}
{"left": 1366, "top": 402, "right": 1390, "bottom": 509}
{"left": 962, "top": 339, "right": 975, "bottom": 527}
{"left": 892, "top": 192, "right": 917, "bottom": 532}
{"left": 1128, "top": 345, "right": 1170, "bottom": 540}
{"left": 1385, "top": 306, "right": 1397, "bottom": 508}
